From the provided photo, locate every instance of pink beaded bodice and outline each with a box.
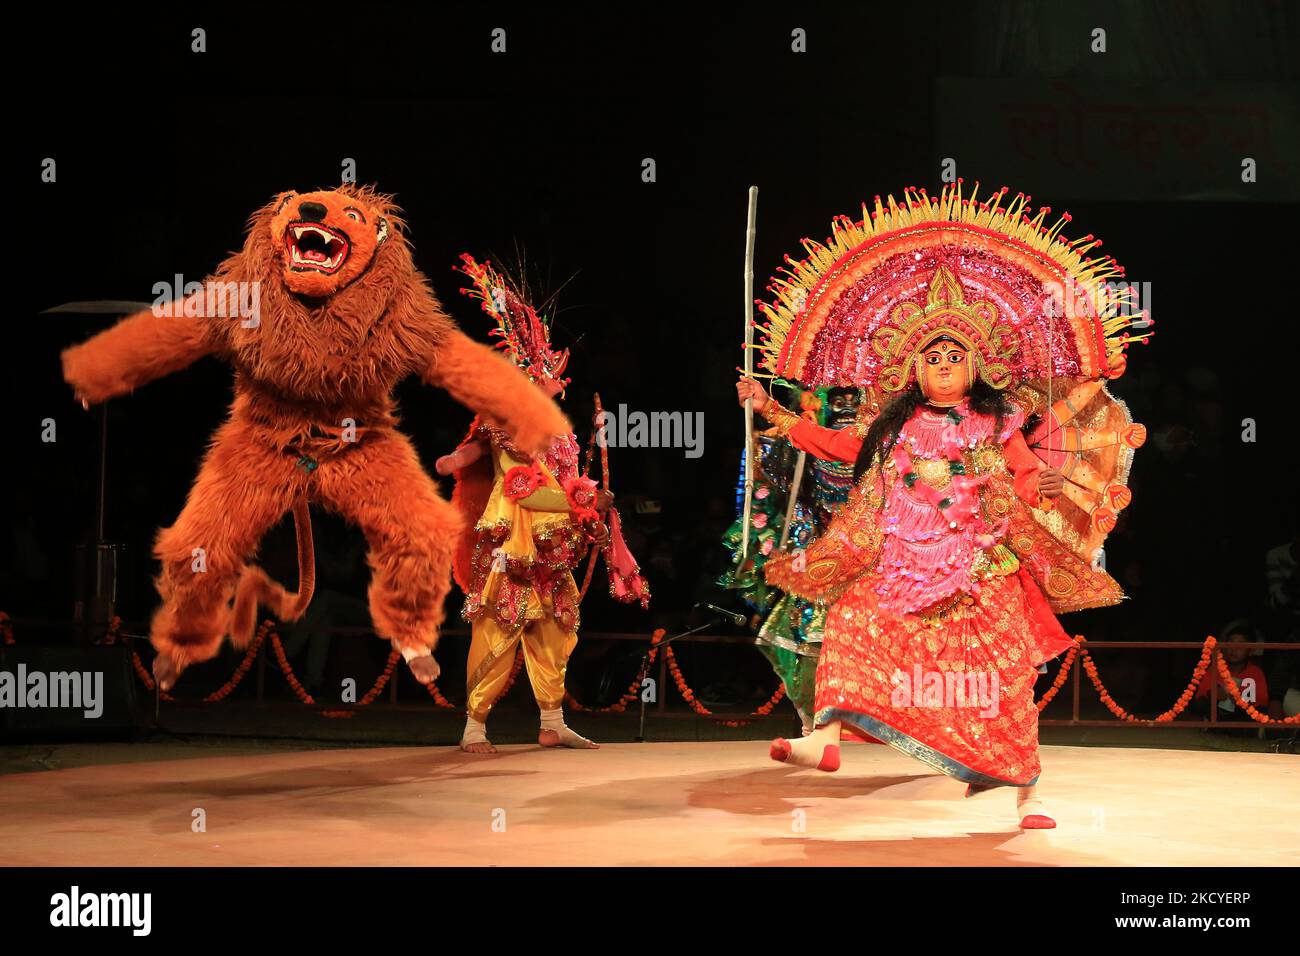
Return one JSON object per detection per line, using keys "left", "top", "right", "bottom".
{"left": 874, "top": 401, "right": 1023, "bottom": 613}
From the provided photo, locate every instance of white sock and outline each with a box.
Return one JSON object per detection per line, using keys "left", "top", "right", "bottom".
{"left": 461, "top": 716, "right": 489, "bottom": 746}
{"left": 538, "top": 707, "right": 598, "bottom": 748}
{"left": 1017, "top": 785, "right": 1046, "bottom": 815}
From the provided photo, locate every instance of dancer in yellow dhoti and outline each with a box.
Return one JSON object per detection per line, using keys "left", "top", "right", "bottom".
{"left": 437, "top": 255, "right": 648, "bottom": 753}
{"left": 446, "top": 430, "right": 602, "bottom": 750}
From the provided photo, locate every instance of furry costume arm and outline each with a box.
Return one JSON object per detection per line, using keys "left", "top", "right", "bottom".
{"left": 62, "top": 299, "right": 215, "bottom": 404}
{"left": 423, "top": 329, "right": 569, "bottom": 457}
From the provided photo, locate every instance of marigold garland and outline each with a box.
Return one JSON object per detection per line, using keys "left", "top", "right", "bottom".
{"left": 129, "top": 646, "right": 170, "bottom": 699}
{"left": 1035, "top": 640, "right": 1081, "bottom": 711}
{"left": 130, "top": 620, "right": 269, "bottom": 703}
{"left": 207, "top": 624, "right": 270, "bottom": 702}
{"left": 6, "top": 610, "right": 1294, "bottom": 726}
{"left": 268, "top": 631, "right": 316, "bottom": 705}
{"left": 1211, "top": 648, "right": 1300, "bottom": 725}
{"left": 1078, "top": 635, "right": 1216, "bottom": 723}
{"left": 566, "top": 641, "right": 660, "bottom": 713}
{"left": 355, "top": 650, "right": 401, "bottom": 706}
{"left": 425, "top": 644, "right": 525, "bottom": 711}
{"left": 424, "top": 679, "right": 458, "bottom": 709}
{"left": 656, "top": 629, "right": 788, "bottom": 726}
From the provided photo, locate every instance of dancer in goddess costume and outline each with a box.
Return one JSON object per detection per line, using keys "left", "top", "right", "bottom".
{"left": 737, "top": 183, "right": 1149, "bottom": 827}
{"left": 718, "top": 385, "right": 863, "bottom": 732}
{"left": 436, "top": 256, "right": 650, "bottom": 754}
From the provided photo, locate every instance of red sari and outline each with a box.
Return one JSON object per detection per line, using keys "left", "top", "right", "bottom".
{"left": 765, "top": 399, "right": 1074, "bottom": 787}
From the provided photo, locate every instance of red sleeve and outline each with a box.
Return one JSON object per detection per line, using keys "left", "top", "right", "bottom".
{"left": 788, "top": 418, "right": 864, "bottom": 463}
{"left": 1003, "top": 429, "right": 1046, "bottom": 508}
{"left": 1244, "top": 664, "right": 1269, "bottom": 708}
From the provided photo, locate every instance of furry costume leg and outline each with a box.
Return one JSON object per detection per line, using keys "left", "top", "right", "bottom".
{"left": 151, "top": 421, "right": 303, "bottom": 674}
{"left": 312, "top": 429, "right": 461, "bottom": 657}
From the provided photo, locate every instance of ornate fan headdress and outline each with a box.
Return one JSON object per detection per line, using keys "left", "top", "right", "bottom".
{"left": 456, "top": 253, "right": 570, "bottom": 386}
{"left": 755, "top": 182, "right": 1153, "bottom": 595}
{"left": 755, "top": 182, "right": 1150, "bottom": 391}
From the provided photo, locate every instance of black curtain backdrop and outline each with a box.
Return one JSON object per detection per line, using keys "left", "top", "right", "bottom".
{"left": 10, "top": 6, "right": 1299, "bottom": 692}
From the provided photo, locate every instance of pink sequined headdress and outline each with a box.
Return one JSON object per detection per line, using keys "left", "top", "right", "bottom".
{"left": 456, "top": 253, "right": 570, "bottom": 386}
{"left": 755, "top": 182, "right": 1150, "bottom": 392}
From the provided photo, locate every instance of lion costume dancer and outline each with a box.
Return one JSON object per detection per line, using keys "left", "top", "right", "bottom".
{"left": 738, "top": 183, "right": 1149, "bottom": 828}
{"left": 61, "top": 186, "right": 569, "bottom": 690}
{"left": 437, "top": 256, "right": 649, "bottom": 753}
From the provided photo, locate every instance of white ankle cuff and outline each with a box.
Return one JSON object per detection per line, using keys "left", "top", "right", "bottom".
{"left": 461, "top": 717, "right": 488, "bottom": 746}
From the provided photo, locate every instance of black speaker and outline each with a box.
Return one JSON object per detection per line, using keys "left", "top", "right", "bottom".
{"left": 0, "top": 645, "right": 145, "bottom": 739}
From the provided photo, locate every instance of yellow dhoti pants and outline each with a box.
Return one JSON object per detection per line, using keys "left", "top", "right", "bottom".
{"left": 465, "top": 597, "right": 578, "bottom": 721}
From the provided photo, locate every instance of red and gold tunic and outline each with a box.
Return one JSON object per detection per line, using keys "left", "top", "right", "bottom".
{"left": 764, "top": 398, "right": 1076, "bottom": 788}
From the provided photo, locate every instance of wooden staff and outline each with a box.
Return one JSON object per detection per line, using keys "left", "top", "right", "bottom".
{"left": 740, "top": 186, "right": 759, "bottom": 560}
{"left": 777, "top": 450, "right": 807, "bottom": 551}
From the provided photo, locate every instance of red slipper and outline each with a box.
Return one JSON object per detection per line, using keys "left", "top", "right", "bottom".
{"left": 817, "top": 744, "right": 841, "bottom": 772}
{"left": 1019, "top": 813, "right": 1057, "bottom": 830}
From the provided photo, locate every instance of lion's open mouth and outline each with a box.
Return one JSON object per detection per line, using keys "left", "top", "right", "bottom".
{"left": 285, "top": 222, "right": 350, "bottom": 274}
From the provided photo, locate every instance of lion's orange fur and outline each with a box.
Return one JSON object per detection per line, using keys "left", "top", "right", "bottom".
{"left": 61, "top": 185, "right": 569, "bottom": 673}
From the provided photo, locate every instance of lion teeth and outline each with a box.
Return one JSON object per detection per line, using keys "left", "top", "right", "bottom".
{"left": 292, "top": 224, "right": 335, "bottom": 241}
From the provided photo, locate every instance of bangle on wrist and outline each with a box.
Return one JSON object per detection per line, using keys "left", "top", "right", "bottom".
{"left": 765, "top": 402, "right": 800, "bottom": 437}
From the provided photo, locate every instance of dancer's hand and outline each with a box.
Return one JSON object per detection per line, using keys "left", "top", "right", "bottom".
{"left": 435, "top": 440, "right": 486, "bottom": 476}
{"left": 587, "top": 519, "right": 611, "bottom": 549}
{"left": 1103, "top": 351, "right": 1128, "bottom": 379}
{"left": 736, "top": 375, "right": 770, "bottom": 413}
{"left": 407, "top": 655, "right": 441, "bottom": 686}
{"left": 1038, "top": 468, "right": 1065, "bottom": 498}
{"left": 595, "top": 489, "right": 614, "bottom": 514}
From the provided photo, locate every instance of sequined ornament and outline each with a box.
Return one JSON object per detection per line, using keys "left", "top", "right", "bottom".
{"left": 756, "top": 182, "right": 1149, "bottom": 391}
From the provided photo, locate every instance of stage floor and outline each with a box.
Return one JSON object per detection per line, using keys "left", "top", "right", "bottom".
{"left": 1, "top": 741, "right": 1295, "bottom": 866}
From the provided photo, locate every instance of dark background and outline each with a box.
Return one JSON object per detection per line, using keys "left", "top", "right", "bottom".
{"left": 9, "top": 3, "right": 1299, "bottom": 710}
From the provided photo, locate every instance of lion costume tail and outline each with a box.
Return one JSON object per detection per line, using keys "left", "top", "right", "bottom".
{"left": 229, "top": 497, "right": 317, "bottom": 648}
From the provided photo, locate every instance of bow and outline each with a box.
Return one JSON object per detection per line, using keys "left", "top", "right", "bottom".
{"left": 578, "top": 392, "right": 651, "bottom": 608}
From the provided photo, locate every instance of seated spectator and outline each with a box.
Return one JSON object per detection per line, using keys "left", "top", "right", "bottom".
{"left": 1193, "top": 626, "right": 1269, "bottom": 720}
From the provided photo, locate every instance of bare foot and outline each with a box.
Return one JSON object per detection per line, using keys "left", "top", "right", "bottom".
{"left": 407, "top": 655, "right": 440, "bottom": 686}
{"left": 539, "top": 726, "right": 600, "bottom": 749}
{"left": 460, "top": 740, "right": 498, "bottom": 754}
